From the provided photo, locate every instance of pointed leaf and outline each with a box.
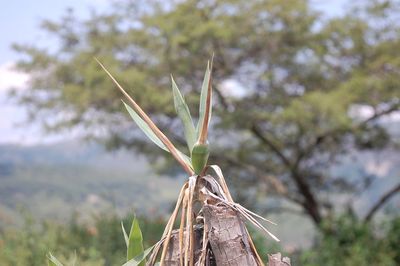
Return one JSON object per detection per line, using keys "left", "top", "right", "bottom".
{"left": 123, "top": 101, "right": 169, "bottom": 152}
{"left": 47, "top": 253, "right": 64, "bottom": 266}
{"left": 121, "top": 221, "right": 129, "bottom": 247}
{"left": 171, "top": 76, "right": 196, "bottom": 151}
{"left": 127, "top": 217, "right": 145, "bottom": 266}
{"left": 122, "top": 245, "right": 155, "bottom": 266}
{"left": 96, "top": 58, "right": 194, "bottom": 175}
{"left": 124, "top": 101, "right": 192, "bottom": 170}
{"left": 196, "top": 61, "right": 213, "bottom": 143}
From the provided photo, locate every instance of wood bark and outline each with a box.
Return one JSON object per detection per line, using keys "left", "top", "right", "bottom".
{"left": 159, "top": 174, "right": 290, "bottom": 266}
{"left": 202, "top": 203, "right": 258, "bottom": 266}
{"left": 163, "top": 203, "right": 260, "bottom": 265}
{"left": 164, "top": 226, "right": 204, "bottom": 265}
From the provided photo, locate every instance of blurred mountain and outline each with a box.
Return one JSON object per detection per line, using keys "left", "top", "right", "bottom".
{"left": 0, "top": 141, "right": 183, "bottom": 226}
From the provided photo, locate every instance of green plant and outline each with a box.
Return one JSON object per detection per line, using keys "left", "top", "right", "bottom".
{"left": 93, "top": 57, "right": 280, "bottom": 265}
{"left": 46, "top": 57, "right": 280, "bottom": 265}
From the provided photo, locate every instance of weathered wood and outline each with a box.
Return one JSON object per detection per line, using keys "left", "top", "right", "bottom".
{"left": 268, "top": 253, "right": 291, "bottom": 266}
{"left": 202, "top": 203, "right": 258, "bottom": 266}
{"left": 154, "top": 174, "right": 290, "bottom": 266}
{"left": 163, "top": 227, "right": 203, "bottom": 266}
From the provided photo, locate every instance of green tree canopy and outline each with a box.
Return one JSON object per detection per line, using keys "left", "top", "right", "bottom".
{"left": 13, "top": 0, "right": 400, "bottom": 227}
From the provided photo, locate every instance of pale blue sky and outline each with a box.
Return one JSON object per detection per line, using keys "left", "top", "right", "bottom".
{"left": 0, "top": 0, "right": 348, "bottom": 144}
{"left": 0, "top": 0, "right": 110, "bottom": 63}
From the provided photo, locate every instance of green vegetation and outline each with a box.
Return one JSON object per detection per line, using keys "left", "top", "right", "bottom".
{"left": 0, "top": 213, "right": 165, "bottom": 266}
{"left": 1, "top": 213, "right": 399, "bottom": 265}
{"left": 301, "top": 214, "right": 400, "bottom": 265}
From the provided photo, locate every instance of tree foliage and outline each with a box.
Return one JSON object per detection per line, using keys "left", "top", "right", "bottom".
{"left": 301, "top": 214, "right": 400, "bottom": 265}
{"left": 13, "top": 0, "right": 400, "bottom": 226}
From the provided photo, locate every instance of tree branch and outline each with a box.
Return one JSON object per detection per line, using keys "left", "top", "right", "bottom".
{"left": 364, "top": 182, "right": 400, "bottom": 222}
{"left": 362, "top": 103, "right": 400, "bottom": 125}
{"left": 250, "top": 124, "right": 292, "bottom": 168}
{"left": 294, "top": 102, "right": 400, "bottom": 167}
{"left": 250, "top": 123, "right": 322, "bottom": 224}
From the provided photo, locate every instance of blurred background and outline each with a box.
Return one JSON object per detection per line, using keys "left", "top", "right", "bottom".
{"left": 0, "top": 0, "right": 399, "bottom": 265}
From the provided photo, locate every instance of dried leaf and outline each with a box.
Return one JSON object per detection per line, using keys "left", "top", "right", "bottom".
{"left": 196, "top": 61, "right": 212, "bottom": 143}
{"left": 96, "top": 58, "right": 194, "bottom": 175}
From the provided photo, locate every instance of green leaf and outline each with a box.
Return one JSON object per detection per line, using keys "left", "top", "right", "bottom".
{"left": 123, "top": 100, "right": 193, "bottom": 170}
{"left": 123, "top": 101, "right": 168, "bottom": 152}
{"left": 121, "top": 221, "right": 129, "bottom": 247}
{"left": 196, "top": 61, "right": 212, "bottom": 140}
{"left": 191, "top": 143, "right": 209, "bottom": 175}
{"left": 47, "top": 253, "right": 64, "bottom": 266}
{"left": 122, "top": 245, "right": 155, "bottom": 266}
{"left": 127, "top": 217, "right": 145, "bottom": 266}
{"left": 171, "top": 75, "right": 196, "bottom": 151}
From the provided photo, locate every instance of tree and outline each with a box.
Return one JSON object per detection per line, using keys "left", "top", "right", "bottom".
{"left": 13, "top": 0, "right": 400, "bottom": 228}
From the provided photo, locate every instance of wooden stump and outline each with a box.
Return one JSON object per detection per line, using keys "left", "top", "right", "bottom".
{"left": 203, "top": 203, "right": 258, "bottom": 266}
{"left": 158, "top": 174, "right": 290, "bottom": 266}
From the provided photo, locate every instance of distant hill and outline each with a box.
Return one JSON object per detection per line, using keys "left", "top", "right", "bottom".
{"left": 0, "top": 141, "right": 183, "bottom": 225}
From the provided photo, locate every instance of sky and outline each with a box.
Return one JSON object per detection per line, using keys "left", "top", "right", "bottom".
{"left": 0, "top": 0, "right": 349, "bottom": 145}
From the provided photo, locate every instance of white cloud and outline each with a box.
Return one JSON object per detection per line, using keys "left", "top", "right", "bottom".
{"left": 0, "top": 62, "right": 85, "bottom": 145}
{"left": 0, "top": 62, "right": 30, "bottom": 92}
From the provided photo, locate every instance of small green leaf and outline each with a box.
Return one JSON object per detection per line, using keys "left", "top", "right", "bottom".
{"left": 47, "top": 253, "right": 64, "bottom": 266}
{"left": 196, "top": 61, "right": 212, "bottom": 140}
{"left": 171, "top": 76, "right": 196, "bottom": 151}
{"left": 191, "top": 143, "right": 209, "bottom": 175}
{"left": 123, "top": 101, "right": 168, "bottom": 152}
{"left": 121, "top": 221, "right": 129, "bottom": 247}
{"left": 122, "top": 245, "right": 155, "bottom": 266}
{"left": 127, "top": 217, "right": 145, "bottom": 266}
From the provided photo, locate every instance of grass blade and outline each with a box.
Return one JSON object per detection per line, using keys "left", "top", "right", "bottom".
{"left": 171, "top": 75, "right": 196, "bottom": 151}
{"left": 122, "top": 245, "right": 155, "bottom": 266}
{"left": 121, "top": 221, "right": 129, "bottom": 247}
{"left": 47, "top": 253, "right": 64, "bottom": 266}
{"left": 123, "top": 101, "right": 168, "bottom": 152}
{"left": 127, "top": 217, "right": 145, "bottom": 266}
